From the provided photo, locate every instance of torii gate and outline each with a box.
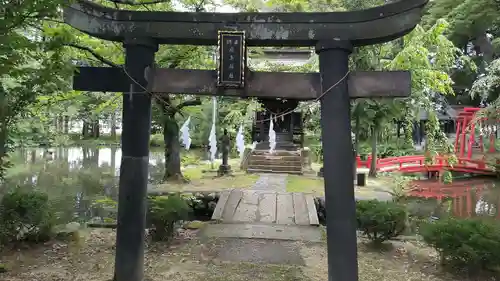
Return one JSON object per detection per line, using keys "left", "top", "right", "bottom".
{"left": 63, "top": 1, "right": 428, "bottom": 280}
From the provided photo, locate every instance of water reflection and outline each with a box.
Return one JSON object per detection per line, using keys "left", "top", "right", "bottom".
{"left": 16, "top": 146, "right": 167, "bottom": 176}
{"left": 409, "top": 179, "right": 500, "bottom": 220}
{"left": 2, "top": 146, "right": 208, "bottom": 225}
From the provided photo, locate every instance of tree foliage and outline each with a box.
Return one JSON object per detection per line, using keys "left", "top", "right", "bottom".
{"left": 424, "top": 0, "right": 500, "bottom": 106}
{"left": 0, "top": 0, "right": 72, "bottom": 178}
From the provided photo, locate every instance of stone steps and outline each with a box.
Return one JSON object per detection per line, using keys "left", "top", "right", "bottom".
{"left": 249, "top": 159, "right": 302, "bottom": 166}
{"left": 247, "top": 164, "right": 302, "bottom": 172}
{"left": 252, "top": 150, "right": 301, "bottom": 156}
{"left": 247, "top": 151, "right": 303, "bottom": 174}
{"left": 246, "top": 143, "right": 303, "bottom": 174}
{"left": 247, "top": 168, "right": 303, "bottom": 174}
{"left": 252, "top": 149, "right": 301, "bottom": 156}
{"left": 255, "top": 143, "right": 300, "bottom": 151}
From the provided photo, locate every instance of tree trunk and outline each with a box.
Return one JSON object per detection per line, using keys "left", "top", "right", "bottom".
{"left": 64, "top": 116, "right": 69, "bottom": 134}
{"left": 92, "top": 119, "right": 100, "bottom": 139}
{"left": 0, "top": 86, "right": 8, "bottom": 181}
{"left": 0, "top": 119, "right": 8, "bottom": 180}
{"left": 30, "top": 149, "right": 37, "bottom": 164}
{"left": 111, "top": 146, "right": 117, "bottom": 177}
{"left": 82, "top": 147, "right": 90, "bottom": 167}
{"left": 354, "top": 114, "right": 360, "bottom": 153}
{"left": 82, "top": 121, "right": 89, "bottom": 139}
{"left": 53, "top": 117, "right": 58, "bottom": 132}
{"left": 473, "top": 32, "right": 495, "bottom": 64}
{"left": 57, "top": 115, "right": 64, "bottom": 132}
{"left": 163, "top": 114, "right": 186, "bottom": 182}
{"left": 368, "top": 127, "right": 378, "bottom": 177}
{"left": 110, "top": 111, "right": 117, "bottom": 139}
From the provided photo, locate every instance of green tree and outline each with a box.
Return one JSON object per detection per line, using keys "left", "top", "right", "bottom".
{"left": 0, "top": 0, "right": 72, "bottom": 179}
{"left": 351, "top": 20, "right": 468, "bottom": 177}
{"left": 423, "top": 0, "right": 499, "bottom": 64}
{"left": 380, "top": 20, "right": 472, "bottom": 173}
{"left": 423, "top": 0, "right": 500, "bottom": 106}
{"left": 470, "top": 58, "right": 500, "bottom": 118}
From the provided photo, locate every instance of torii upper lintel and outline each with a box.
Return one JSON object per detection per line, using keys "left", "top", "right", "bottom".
{"left": 64, "top": 0, "right": 428, "bottom": 47}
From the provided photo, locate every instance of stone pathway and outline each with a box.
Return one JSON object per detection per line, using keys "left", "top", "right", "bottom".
{"left": 252, "top": 173, "right": 288, "bottom": 191}
{"left": 204, "top": 223, "right": 323, "bottom": 242}
{"left": 208, "top": 237, "right": 306, "bottom": 265}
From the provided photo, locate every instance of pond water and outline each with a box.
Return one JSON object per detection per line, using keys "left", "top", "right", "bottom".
{"left": 11, "top": 146, "right": 212, "bottom": 176}
{"left": 2, "top": 146, "right": 213, "bottom": 225}
{"left": 407, "top": 178, "right": 500, "bottom": 221}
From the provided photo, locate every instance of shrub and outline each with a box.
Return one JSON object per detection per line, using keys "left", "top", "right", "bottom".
{"left": 182, "top": 193, "right": 218, "bottom": 219}
{"left": 387, "top": 175, "right": 414, "bottom": 201}
{"left": 149, "top": 133, "right": 164, "bottom": 147}
{"left": 442, "top": 170, "right": 453, "bottom": 184}
{"left": 356, "top": 200, "right": 407, "bottom": 243}
{"left": 91, "top": 196, "right": 118, "bottom": 222}
{"left": 0, "top": 189, "right": 55, "bottom": 244}
{"left": 357, "top": 142, "right": 416, "bottom": 159}
{"left": 421, "top": 217, "right": 500, "bottom": 273}
{"left": 147, "top": 194, "right": 190, "bottom": 242}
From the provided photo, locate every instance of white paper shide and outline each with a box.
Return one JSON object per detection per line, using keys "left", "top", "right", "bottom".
{"left": 268, "top": 116, "right": 276, "bottom": 154}
{"left": 179, "top": 116, "right": 192, "bottom": 150}
{"left": 236, "top": 124, "right": 245, "bottom": 159}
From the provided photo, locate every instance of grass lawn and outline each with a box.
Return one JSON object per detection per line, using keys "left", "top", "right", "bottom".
{"left": 286, "top": 174, "right": 396, "bottom": 198}
{"left": 0, "top": 228, "right": 481, "bottom": 281}
{"left": 153, "top": 158, "right": 260, "bottom": 192}
{"left": 286, "top": 175, "right": 325, "bottom": 195}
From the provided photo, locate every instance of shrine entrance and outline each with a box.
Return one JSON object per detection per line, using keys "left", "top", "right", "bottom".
{"left": 253, "top": 98, "right": 301, "bottom": 150}
{"left": 64, "top": 1, "right": 428, "bottom": 280}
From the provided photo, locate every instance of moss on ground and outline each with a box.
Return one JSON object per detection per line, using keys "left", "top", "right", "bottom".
{"left": 0, "top": 229, "right": 483, "bottom": 281}
{"left": 154, "top": 159, "right": 259, "bottom": 192}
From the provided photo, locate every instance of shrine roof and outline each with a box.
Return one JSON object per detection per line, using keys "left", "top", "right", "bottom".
{"left": 64, "top": 0, "right": 428, "bottom": 47}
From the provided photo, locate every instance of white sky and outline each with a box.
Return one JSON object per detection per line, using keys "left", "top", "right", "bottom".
{"left": 172, "top": 0, "right": 239, "bottom": 12}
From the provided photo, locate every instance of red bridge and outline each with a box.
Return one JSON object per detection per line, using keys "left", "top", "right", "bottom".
{"left": 357, "top": 155, "right": 495, "bottom": 175}
{"left": 356, "top": 107, "right": 498, "bottom": 176}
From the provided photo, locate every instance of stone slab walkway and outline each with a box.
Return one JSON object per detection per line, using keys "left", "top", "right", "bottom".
{"left": 211, "top": 189, "right": 319, "bottom": 226}
{"left": 203, "top": 223, "right": 323, "bottom": 242}
{"left": 251, "top": 173, "right": 288, "bottom": 191}
{"left": 208, "top": 237, "right": 306, "bottom": 265}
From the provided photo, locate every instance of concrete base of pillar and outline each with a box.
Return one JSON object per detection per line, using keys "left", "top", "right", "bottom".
{"left": 317, "top": 167, "right": 324, "bottom": 177}
{"left": 217, "top": 164, "right": 232, "bottom": 176}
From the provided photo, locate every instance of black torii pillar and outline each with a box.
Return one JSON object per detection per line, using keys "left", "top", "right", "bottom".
{"left": 317, "top": 40, "right": 358, "bottom": 280}
{"left": 114, "top": 38, "right": 158, "bottom": 281}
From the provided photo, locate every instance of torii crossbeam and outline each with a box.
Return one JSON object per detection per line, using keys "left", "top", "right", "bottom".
{"left": 63, "top": 1, "right": 428, "bottom": 281}
{"left": 73, "top": 67, "right": 411, "bottom": 99}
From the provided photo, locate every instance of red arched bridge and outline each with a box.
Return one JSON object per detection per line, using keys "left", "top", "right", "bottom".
{"left": 356, "top": 107, "right": 498, "bottom": 176}
{"left": 356, "top": 155, "right": 496, "bottom": 175}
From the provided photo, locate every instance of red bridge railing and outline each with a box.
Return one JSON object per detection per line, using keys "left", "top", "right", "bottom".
{"left": 356, "top": 154, "right": 494, "bottom": 175}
